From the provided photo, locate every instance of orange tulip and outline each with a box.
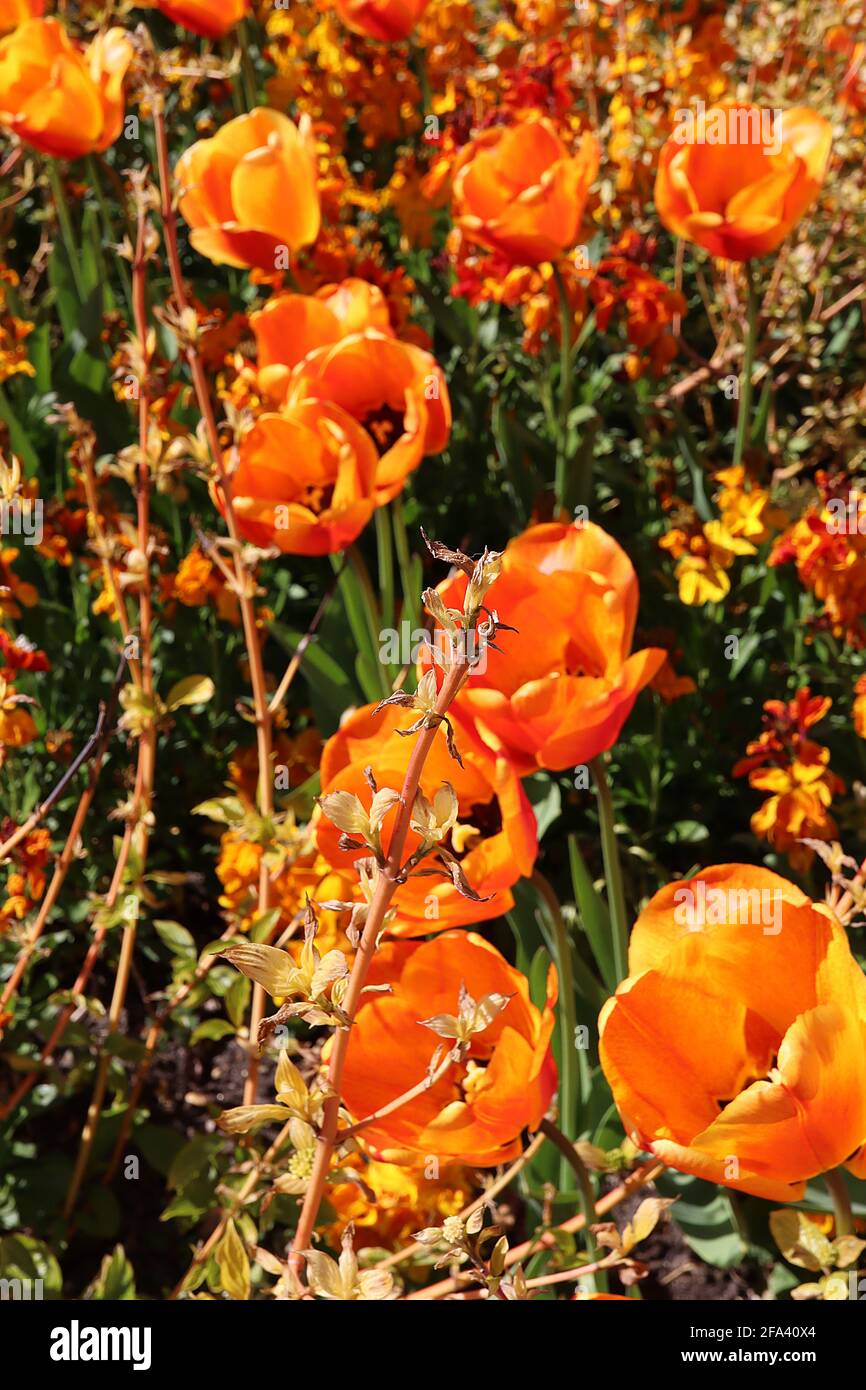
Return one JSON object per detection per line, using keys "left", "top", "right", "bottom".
{"left": 251, "top": 279, "right": 393, "bottom": 403}
{"left": 0, "top": 18, "right": 132, "bottom": 159}
{"left": 335, "top": 0, "right": 430, "bottom": 42}
{"left": 428, "top": 521, "right": 665, "bottom": 775}
{"left": 451, "top": 118, "right": 600, "bottom": 265}
{"left": 339, "top": 931, "right": 557, "bottom": 1165}
{"left": 157, "top": 0, "right": 251, "bottom": 39}
{"left": 176, "top": 108, "right": 320, "bottom": 270}
{"left": 286, "top": 332, "right": 450, "bottom": 504}
{"left": 222, "top": 398, "right": 379, "bottom": 556}
{"left": 654, "top": 103, "right": 832, "bottom": 261}
{"left": 316, "top": 701, "right": 538, "bottom": 934}
{"left": 599, "top": 865, "right": 866, "bottom": 1200}
{"left": 0, "top": 0, "right": 42, "bottom": 35}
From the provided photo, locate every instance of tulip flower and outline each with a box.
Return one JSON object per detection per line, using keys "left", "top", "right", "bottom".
{"left": 339, "top": 931, "right": 557, "bottom": 1165}
{"left": 251, "top": 280, "right": 394, "bottom": 403}
{"left": 335, "top": 0, "right": 430, "bottom": 42}
{"left": 0, "top": 0, "right": 42, "bottom": 35}
{"left": 316, "top": 701, "right": 538, "bottom": 934}
{"left": 654, "top": 103, "right": 832, "bottom": 261}
{"left": 286, "top": 331, "right": 450, "bottom": 504}
{"left": 222, "top": 399, "right": 379, "bottom": 556}
{"left": 599, "top": 865, "right": 866, "bottom": 1200}
{"left": 176, "top": 108, "right": 320, "bottom": 270}
{"left": 428, "top": 520, "right": 665, "bottom": 775}
{"left": 0, "top": 18, "right": 132, "bottom": 159}
{"left": 157, "top": 0, "right": 251, "bottom": 40}
{"left": 451, "top": 117, "right": 600, "bottom": 265}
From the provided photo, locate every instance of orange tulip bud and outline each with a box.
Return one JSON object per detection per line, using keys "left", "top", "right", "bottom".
{"left": 220, "top": 398, "right": 379, "bottom": 556}
{"left": 156, "top": 0, "right": 251, "bottom": 40}
{"left": 654, "top": 103, "right": 832, "bottom": 261}
{"left": 600, "top": 865, "right": 866, "bottom": 1200}
{"left": 316, "top": 702, "right": 538, "bottom": 934}
{"left": 452, "top": 117, "right": 600, "bottom": 266}
{"left": 0, "top": 0, "right": 42, "bottom": 36}
{"left": 339, "top": 932, "right": 557, "bottom": 1165}
{"left": 429, "top": 520, "right": 665, "bottom": 774}
{"left": 176, "top": 108, "right": 320, "bottom": 270}
{"left": 0, "top": 18, "right": 132, "bottom": 159}
{"left": 335, "top": 0, "right": 430, "bottom": 42}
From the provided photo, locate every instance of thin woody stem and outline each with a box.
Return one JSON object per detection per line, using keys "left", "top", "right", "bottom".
{"left": 152, "top": 104, "right": 274, "bottom": 1106}
{"left": 63, "top": 205, "right": 158, "bottom": 1221}
{"left": 406, "top": 1158, "right": 664, "bottom": 1300}
{"left": 0, "top": 654, "right": 126, "bottom": 868}
{"left": 0, "top": 821, "right": 137, "bottom": 1122}
{"left": 289, "top": 655, "right": 471, "bottom": 1280}
{"left": 338, "top": 1049, "right": 456, "bottom": 1142}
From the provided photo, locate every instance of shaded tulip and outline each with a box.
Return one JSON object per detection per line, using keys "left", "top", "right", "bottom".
{"left": 0, "top": 0, "right": 42, "bottom": 35}
{"left": 176, "top": 107, "right": 320, "bottom": 270}
{"left": 654, "top": 103, "right": 832, "bottom": 261}
{"left": 429, "top": 520, "right": 665, "bottom": 774}
{"left": 251, "top": 279, "right": 393, "bottom": 403}
{"left": 451, "top": 117, "right": 600, "bottom": 265}
{"left": 316, "top": 701, "right": 537, "bottom": 934}
{"left": 157, "top": 0, "right": 251, "bottom": 39}
{"left": 221, "top": 399, "right": 378, "bottom": 556}
{"left": 335, "top": 0, "right": 430, "bottom": 42}
{"left": 599, "top": 865, "right": 866, "bottom": 1200}
{"left": 0, "top": 18, "right": 132, "bottom": 159}
{"left": 287, "top": 331, "right": 450, "bottom": 504}
{"left": 339, "top": 931, "right": 557, "bottom": 1165}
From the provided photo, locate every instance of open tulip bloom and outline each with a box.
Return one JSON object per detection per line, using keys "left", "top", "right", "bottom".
{"left": 600, "top": 865, "right": 866, "bottom": 1200}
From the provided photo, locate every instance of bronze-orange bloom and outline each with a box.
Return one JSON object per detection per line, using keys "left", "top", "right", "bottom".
{"left": 157, "top": 0, "right": 251, "bottom": 39}
{"left": 339, "top": 931, "right": 557, "bottom": 1165}
{"left": 654, "top": 103, "right": 832, "bottom": 261}
{"left": 251, "top": 280, "right": 393, "bottom": 404}
{"left": 176, "top": 108, "right": 320, "bottom": 270}
{"left": 451, "top": 118, "right": 600, "bottom": 265}
{"left": 0, "top": 0, "right": 42, "bottom": 35}
{"left": 286, "top": 331, "right": 450, "bottom": 505}
{"left": 599, "top": 865, "right": 866, "bottom": 1200}
{"left": 335, "top": 0, "right": 430, "bottom": 42}
{"left": 430, "top": 521, "right": 665, "bottom": 774}
{"left": 224, "top": 399, "right": 379, "bottom": 556}
{"left": 316, "top": 701, "right": 537, "bottom": 934}
{"left": 0, "top": 18, "right": 132, "bottom": 159}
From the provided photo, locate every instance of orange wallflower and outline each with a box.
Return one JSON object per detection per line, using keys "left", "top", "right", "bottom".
{"left": 251, "top": 280, "right": 393, "bottom": 404}
{"left": 157, "top": 0, "right": 251, "bottom": 39}
{"left": 324, "top": 1156, "right": 469, "bottom": 1252}
{"left": 0, "top": 0, "right": 42, "bottom": 36}
{"left": 335, "top": 0, "right": 430, "bottom": 42}
{"left": 451, "top": 118, "right": 600, "bottom": 265}
{"left": 430, "top": 521, "right": 665, "bottom": 774}
{"left": 733, "top": 689, "right": 843, "bottom": 873}
{"left": 339, "top": 932, "right": 557, "bottom": 1165}
{"left": 285, "top": 331, "right": 450, "bottom": 504}
{"left": 0, "top": 675, "right": 36, "bottom": 751}
{"left": 600, "top": 865, "right": 866, "bottom": 1200}
{"left": 222, "top": 398, "right": 379, "bottom": 556}
{"left": 0, "top": 18, "right": 132, "bottom": 159}
{"left": 316, "top": 702, "right": 537, "bottom": 934}
{"left": 854, "top": 676, "right": 866, "bottom": 739}
{"left": 655, "top": 103, "right": 831, "bottom": 261}
{"left": 176, "top": 108, "right": 320, "bottom": 270}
